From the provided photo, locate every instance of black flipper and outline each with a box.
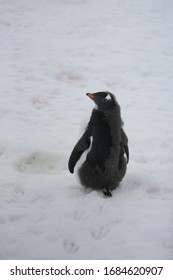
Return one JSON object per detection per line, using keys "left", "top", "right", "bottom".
{"left": 68, "top": 149, "right": 83, "bottom": 174}
{"left": 68, "top": 113, "right": 93, "bottom": 173}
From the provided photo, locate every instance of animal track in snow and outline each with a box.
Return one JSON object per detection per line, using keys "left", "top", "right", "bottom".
{"left": 47, "top": 230, "right": 61, "bottom": 243}
{"left": 15, "top": 152, "right": 66, "bottom": 174}
{"left": 73, "top": 210, "right": 89, "bottom": 221}
{"left": 0, "top": 185, "right": 24, "bottom": 203}
{"left": 91, "top": 226, "right": 110, "bottom": 240}
{"left": 31, "top": 95, "right": 57, "bottom": 110}
{"left": 0, "top": 145, "right": 6, "bottom": 156}
{"left": 8, "top": 214, "right": 24, "bottom": 222}
{"left": 94, "top": 203, "right": 107, "bottom": 215}
{"left": 55, "top": 64, "right": 85, "bottom": 84}
{"left": 13, "top": 186, "right": 24, "bottom": 198}
{"left": 63, "top": 239, "right": 80, "bottom": 255}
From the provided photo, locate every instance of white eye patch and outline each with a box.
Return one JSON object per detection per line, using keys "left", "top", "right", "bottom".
{"left": 105, "top": 95, "right": 112, "bottom": 101}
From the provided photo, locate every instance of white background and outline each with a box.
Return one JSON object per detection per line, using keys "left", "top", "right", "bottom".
{"left": 0, "top": 260, "right": 173, "bottom": 279}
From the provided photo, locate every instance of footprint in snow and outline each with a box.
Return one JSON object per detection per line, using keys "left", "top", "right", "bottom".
{"left": 91, "top": 226, "right": 109, "bottom": 240}
{"left": 31, "top": 95, "right": 57, "bottom": 110}
{"left": 63, "top": 239, "right": 80, "bottom": 255}
{"left": 94, "top": 203, "right": 107, "bottom": 215}
{"left": 0, "top": 145, "right": 6, "bottom": 156}
{"left": 73, "top": 210, "right": 89, "bottom": 221}
{"left": 0, "top": 185, "right": 24, "bottom": 203}
{"left": 8, "top": 214, "right": 24, "bottom": 222}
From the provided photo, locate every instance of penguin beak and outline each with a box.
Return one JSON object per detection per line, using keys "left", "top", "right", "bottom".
{"left": 86, "top": 93, "right": 95, "bottom": 99}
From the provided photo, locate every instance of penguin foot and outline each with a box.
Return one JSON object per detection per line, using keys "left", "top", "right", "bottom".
{"left": 103, "top": 189, "right": 112, "bottom": 197}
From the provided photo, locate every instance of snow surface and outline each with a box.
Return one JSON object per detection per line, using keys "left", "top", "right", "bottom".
{"left": 0, "top": 0, "right": 173, "bottom": 260}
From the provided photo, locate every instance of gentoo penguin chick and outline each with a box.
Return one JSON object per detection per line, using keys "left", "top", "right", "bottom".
{"left": 68, "top": 91, "right": 129, "bottom": 197}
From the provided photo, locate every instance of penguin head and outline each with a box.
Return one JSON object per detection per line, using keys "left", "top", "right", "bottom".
{"left": 86, "top": 91, "right": 116, "bottom": 111}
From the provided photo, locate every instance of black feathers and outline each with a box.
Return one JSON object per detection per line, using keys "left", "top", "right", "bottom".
{"left": 86, "top": 109, "right": 112, "bottom": 169}
{"left": 68, "top": 91, "right": 129, "bottom": 197}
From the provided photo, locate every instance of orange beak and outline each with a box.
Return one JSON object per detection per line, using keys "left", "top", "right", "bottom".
{"left": 86, "top": 93, "right": 95, "bottom": 99}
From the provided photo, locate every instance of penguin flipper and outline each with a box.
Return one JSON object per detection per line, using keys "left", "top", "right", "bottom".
{"left": 68, "top": 149, "right": 83, "bottom": 173}
{"left": 68, "top": 137, "right": 90, "bottom": 173}
{"left": 68, "top": 131, "right": 91, "bottom": 173}
{"left": 68, "top": 114, "right": 93, "bottom": 174}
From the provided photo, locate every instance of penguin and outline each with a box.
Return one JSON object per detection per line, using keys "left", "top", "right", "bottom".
{"left": 68, "top": 91, "right": 129, "bottom": 197}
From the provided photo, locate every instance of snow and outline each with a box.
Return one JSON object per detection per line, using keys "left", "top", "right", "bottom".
{"left": 0, "top": 0, "right": 173, "bottom": 260}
